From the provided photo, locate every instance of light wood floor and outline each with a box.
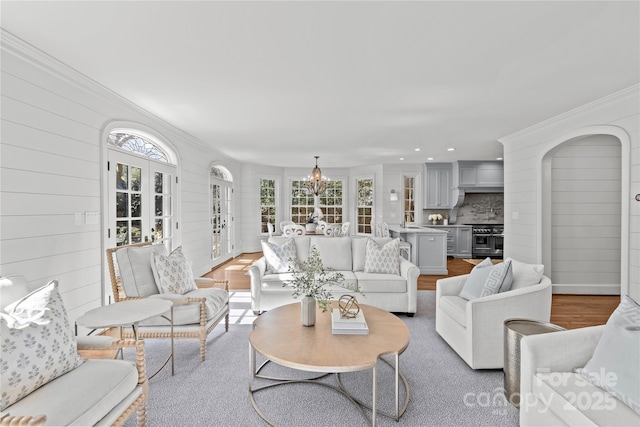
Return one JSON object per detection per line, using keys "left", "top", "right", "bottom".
{"left": 203, "top": 253, "right": 620, "bottom": 330}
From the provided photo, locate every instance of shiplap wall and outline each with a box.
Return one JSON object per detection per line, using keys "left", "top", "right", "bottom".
{"left": 550, "top": 135, "right": 621, "bottom": 287}
{"left": 500, "top": 85, "right": 639, "bottom": 299}
{"left": 0, "top": 31, "right": 241, "bottom": 325}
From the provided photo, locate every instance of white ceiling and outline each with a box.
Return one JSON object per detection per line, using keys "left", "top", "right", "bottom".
{"left": 2, "top": 1, "right": 638, "bottom": 168}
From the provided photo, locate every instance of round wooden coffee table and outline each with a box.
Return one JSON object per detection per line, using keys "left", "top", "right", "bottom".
{"left": 249, "top": 301, "right": 410, "bottom": 426}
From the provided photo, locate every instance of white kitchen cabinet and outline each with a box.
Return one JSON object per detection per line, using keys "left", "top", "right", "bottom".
{"left": 457, "top": 226, "right": 472, "bottom": 257}
{"left": 424, "top": 163, "right": 452, "bottom": 208}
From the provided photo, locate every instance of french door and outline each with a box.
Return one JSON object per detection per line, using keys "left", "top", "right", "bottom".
{"left": 107, "top": 150, "right": 177, "bottom": 250}
{"left": 211, "top": 179, "right": 233, "bottom": 265}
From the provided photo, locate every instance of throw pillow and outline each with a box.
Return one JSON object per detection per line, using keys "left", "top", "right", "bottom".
{"left": 458, "top": 258, "right": 494, "bottom": 300}
{"left": 480, "top": 259, "right": 513, "bottom": 297}
{"left": 364, "top": 238, "right": 400, "bottom": 275}
{"left": 152, "top": 246, "right": 197, "bottom": 295}
{"left": 575, "top": 295, "right": 640, "bottom": 415}
{"left": 261, "top": 238, "right": 297, "bottom": 274}
{"left": 1, "top": 280, "right": 84, "bottom": 410}
{"left": 506, "top": 257, "right": 544, "bottom": 289}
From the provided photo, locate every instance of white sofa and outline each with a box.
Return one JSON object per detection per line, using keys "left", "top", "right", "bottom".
{"left": 248, "top": 236, "right": 420, "bottom": 315}
{"left": 520, "top": 325, "right": 640, "bottom": 426}
{"left": 1, "top": 275, "right": 147, "bottom": 426}
{"left": 435, "top": 259, "right": 552, "bottom": 369}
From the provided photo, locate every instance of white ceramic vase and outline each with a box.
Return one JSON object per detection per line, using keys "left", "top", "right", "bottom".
{"left": 301, "top": 296, "right": 316, "bottom": 327}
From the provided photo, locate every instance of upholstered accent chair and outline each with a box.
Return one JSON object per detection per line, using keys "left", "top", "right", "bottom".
{"left": 106, "top": 242, "right": 229, "bottom": 362}
{"left": 435, "top": 259, "right": 552, "bottom": 369}
{"left": 1, "top": 275, "right": 148, "bottom": 427}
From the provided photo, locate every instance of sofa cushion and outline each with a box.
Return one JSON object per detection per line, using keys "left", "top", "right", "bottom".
{"left": 505, "top": 257, "right": 544, "bottom": 289}
{"left": 352, "top": 237, "right": 392, "bottom": 272}
{"left": 311, "top": 237, "right": 353, "bottom": 271}
{"left": 144, "top": 287, "right": 229, "bottom": 326}
{"left": 533, "top": 371, "right": 639, "bottom": 426}
{"left": 364, "top": 238, "right": 400, "bottom": 274}
{"left": 354, "top": 272, "right": 407, "bottom": 293}
{"left": 575, "top": 295, "right": 640, "bottom": 415}
{"left": 4, "top": 359, "right": 140, "bottom": 427}
{"left": 261, "top": 238, "right": 298, "bottom": 273}
{"left": 116, "top": 244, "right": 167, "bottom": 297}
{"left": 152, "top": 246, "right": 197, "bottom": 294}
{"left": 1, "top": 281, "right": 84, "bottom": 410}
{"left": 439, "top": 295, "right": 468, "bottom": 327}
{"left": 269, "top": 236, "right": 310, "bottom": 262}
{"left": 262, "top": 271, "right": 358, "bottom": 294}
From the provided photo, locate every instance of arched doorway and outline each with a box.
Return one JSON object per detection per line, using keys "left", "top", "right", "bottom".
{"left": 541, "top": 126, "right": 630, "bottom": 295}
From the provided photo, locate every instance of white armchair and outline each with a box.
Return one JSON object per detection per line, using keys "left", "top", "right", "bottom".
{"left": 435, "top": 262, "right": 552, "bottom": 369}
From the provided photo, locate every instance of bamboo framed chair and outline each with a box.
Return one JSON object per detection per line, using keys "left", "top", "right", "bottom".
{"left": 106, "top": 241, "right": 229, "bottom": 362}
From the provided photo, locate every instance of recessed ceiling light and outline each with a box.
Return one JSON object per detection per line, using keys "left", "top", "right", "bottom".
{"left": 447, "top": 148, "right": 455, "bottom": 151}
{"left": 427, "top": 157, "right": 434, "bottom": 161}
{"left": 400, "top": 157, "right": 405, "bottom": 161}
{"left": 415, "top": 148, "right": 421, "bottom": 152}
{"left": 497, "top": 157, "right": 503, "bottom": 160}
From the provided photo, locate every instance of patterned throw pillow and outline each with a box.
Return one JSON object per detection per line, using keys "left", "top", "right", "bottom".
{"left": 1, "top": 280, "right": 84, "bottom": 410}
{"left": 364, "top": 238, "right": 400, "bottom": 275}
{"left": 261, "top": 238, "right": 297, "bottom": 273}
{"left": 575, "top": 295, "right": 640, "bottom": 415}
{"left": 459, "top": 258, "right": 512, "bottom": 300}
{"left": 152, "top": 246, "right": 197, "bottom": 294}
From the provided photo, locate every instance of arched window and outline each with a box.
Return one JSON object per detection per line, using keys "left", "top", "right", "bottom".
{"left": 107, "top": 131, "right": 171, "bottom": 163}
{"left": 210, "top": 165, "right": 233, "bottom": 181}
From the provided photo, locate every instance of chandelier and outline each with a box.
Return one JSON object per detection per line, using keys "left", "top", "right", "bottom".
{"left": 306, "top": 156, "right": 328, "bottom": 196}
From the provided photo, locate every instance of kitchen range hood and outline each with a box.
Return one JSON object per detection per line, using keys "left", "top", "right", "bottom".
{"left": 449, "top": 161, "right": 504, "bottom": 223}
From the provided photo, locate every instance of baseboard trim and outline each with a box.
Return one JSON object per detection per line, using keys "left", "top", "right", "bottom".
{"left": 552, "top": 283, "right": 620, "bottom": 295}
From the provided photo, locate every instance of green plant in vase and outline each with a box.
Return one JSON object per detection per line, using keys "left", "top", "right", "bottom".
{"left": 285, "top": 247, "right": 360, "bottom": 325}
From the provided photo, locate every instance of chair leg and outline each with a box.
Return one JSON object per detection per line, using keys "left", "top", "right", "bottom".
{"left": 200, "top": 332, "right": 206, "bottom": 362}
{"left": 225, "top": 311, "right": 229, "bottom": 332}
{"left": 137, "top": 402, "right": 147, "bottom": 427}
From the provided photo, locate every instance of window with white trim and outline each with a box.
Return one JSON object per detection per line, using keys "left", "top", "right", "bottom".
{"left": 356, "top": 178, "right": 373, "bottom": 234}
{"left": 260, "top": 178, "right": 277, "bottom": 233}
{"left": 290, "top": 179, "right": 344, "bottom": 224}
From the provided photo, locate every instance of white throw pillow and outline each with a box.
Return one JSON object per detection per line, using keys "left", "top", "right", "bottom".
{"left": 575, "top": 295, "right": 640, "bottom": 415}
{"left": 364, "top": 238, "right": 400, "bottom": 275}
{"left": 261, "top": 238, "right": 298, "bottom": 274}
{"left": 152, "top": 246, "right": 197, "bottom": 294}
{"left": 459, "top": 258, "right": 512, "bottom": 300}
{"left": 506, "top": 257, "right": 544, "bottom": 289}
{"left": 1, "top": 280, "right": 84, "bottom": 410}
{"left": 458, "top": 258, "right": 493, "bottom": 300}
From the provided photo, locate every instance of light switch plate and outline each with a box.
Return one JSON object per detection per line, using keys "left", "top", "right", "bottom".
{"left": 85, "top": 211, "right": 100, "bottom": 225}
{"left": 74, "top": 212, "right": 84, "bottom": 225}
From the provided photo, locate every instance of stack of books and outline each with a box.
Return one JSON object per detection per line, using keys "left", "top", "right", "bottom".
{"left": 331, "top": 309, "right": 369, "bottom": 335}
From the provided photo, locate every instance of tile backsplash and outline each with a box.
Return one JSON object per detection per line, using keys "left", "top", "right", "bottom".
{"left": 456, "top": 193, "right": 504, "bottom": 224}
{"left": 422, "top": 193, "right": 504, "bottom": 224}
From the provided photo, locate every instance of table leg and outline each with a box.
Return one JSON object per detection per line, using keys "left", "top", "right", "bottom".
{"left": 372, "top": 366, "right": 377, "bottom": 427}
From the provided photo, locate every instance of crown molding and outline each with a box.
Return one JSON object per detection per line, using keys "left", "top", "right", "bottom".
{"left": 498, "top": 83, "right": 640, "bottom": 144}
{"left": 1, "top": 28, "right": 215, "bottom": 152}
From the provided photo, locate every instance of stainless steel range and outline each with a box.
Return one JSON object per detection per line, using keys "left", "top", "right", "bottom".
{"left": 471, "top": 224, "right": 504, "bottom": 259}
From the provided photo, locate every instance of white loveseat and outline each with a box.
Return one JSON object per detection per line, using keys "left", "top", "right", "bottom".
{"left": 248, "top": 236, "right": 420, "bottom": 315}
{"left": 435, "top": 259, "right": 552, "bottom": 369}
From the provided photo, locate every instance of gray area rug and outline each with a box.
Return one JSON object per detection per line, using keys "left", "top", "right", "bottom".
{"left": 124, "top": 291, "right": 518, "bottom": 426}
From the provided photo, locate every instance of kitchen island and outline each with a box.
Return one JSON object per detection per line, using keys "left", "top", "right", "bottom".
{"left": 389, "top": 225, "right": 448, "bottom": 275}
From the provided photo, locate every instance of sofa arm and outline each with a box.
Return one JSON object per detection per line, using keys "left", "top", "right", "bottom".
{"left": 520, "top": 325, "right": 604, "bottom": 396}
{"left": 247, "top": 257, "right": 267, "bottom": 311}
{"left": 399, "top": 257, "right": 420, "bottom": 313}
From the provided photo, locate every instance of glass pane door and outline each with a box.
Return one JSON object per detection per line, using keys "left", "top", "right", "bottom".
{"left": 210, "top": 180, "right": 233, "bottom": 264}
